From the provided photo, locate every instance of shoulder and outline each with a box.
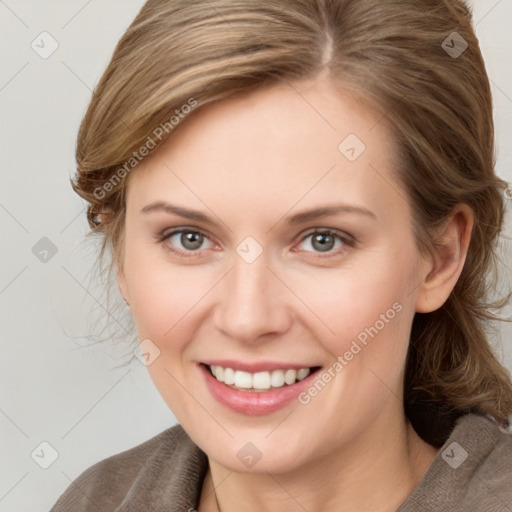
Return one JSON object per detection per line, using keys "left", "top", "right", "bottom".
{"left": 399, "top": 413, "right": 512, "bottom": 512}
{"left": 50, "top": 423, "right": 208, "bottom": 512}
{"left": 460, "top": 414, "right": 512, "bottom": 508}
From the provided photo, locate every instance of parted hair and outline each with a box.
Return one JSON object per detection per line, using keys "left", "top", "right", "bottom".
{"left": 72, "top": 0, "right": 512, "bottom": 446}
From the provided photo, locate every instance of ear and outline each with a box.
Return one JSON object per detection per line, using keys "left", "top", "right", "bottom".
{"left": 415, "top": 204, "right": 474, "bottom": 313}
{"left": 99, "top": 210, "right": 114, "bottom": 225}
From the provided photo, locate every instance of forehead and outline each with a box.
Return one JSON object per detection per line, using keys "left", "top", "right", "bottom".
{"left": 126, "top": 78, "right": 408, "bottom": 227}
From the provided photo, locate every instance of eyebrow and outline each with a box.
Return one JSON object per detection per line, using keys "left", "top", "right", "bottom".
{"left": 140, "top": 201, "right": 376, "bottom": 226}
{"left": 287, "top": 204, "right": 376, "bottom": 224}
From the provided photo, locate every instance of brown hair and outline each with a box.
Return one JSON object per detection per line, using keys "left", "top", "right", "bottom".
{"left": 72, "top": 0, "right": 512, "bottom": 446}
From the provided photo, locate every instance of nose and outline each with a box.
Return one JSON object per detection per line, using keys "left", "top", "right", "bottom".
{"left": 212, "top": 254, "right": 292, "bottom": 344}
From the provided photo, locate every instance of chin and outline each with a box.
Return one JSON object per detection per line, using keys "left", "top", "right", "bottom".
{"left": 212, "top": 446, "right": 311, "bottom": 475}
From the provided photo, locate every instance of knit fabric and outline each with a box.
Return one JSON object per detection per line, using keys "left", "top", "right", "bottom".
{"left": 51, "top": 413, "right": 512, "bottom": 512}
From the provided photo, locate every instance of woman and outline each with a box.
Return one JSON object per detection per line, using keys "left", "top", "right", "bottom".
{"left": 51, "top": 0, "right": 512, "bottom": 510}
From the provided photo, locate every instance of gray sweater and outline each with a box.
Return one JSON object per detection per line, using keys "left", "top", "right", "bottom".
{"left": 51, "top": 413, "right": 512, "bottom": 511}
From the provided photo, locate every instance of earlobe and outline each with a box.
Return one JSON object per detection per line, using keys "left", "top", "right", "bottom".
{"left": 415, "top": 204, "right": 474, "bottom": 313}
{"left": 99, "top": 210, "right": 114, "bottom": 225}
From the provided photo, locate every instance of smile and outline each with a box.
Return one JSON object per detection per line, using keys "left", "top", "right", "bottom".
{"left": 199, "top": 362, "right": 322, "bottom": 415}
{"left": 208, "top": 364, "right": 313, "bottom": 391}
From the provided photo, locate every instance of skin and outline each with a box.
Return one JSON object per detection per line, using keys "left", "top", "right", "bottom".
{"left": 115, "top": 77, "right": 474, "bottom": 512}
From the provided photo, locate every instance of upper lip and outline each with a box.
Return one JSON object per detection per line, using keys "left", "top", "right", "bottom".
{"left": 200, "top": 360, "right": 321, "bottom": 373}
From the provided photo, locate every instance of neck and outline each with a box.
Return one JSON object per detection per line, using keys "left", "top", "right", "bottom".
{"left": 199, "top": 406, "right": 438, "bottom": 512}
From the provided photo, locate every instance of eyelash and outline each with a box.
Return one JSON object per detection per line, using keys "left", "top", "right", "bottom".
{"left": 155, "top": 227, "right": 356, "bottom": 259}
{"left": 156, "top": 228, "right": 217, "bottom": 259}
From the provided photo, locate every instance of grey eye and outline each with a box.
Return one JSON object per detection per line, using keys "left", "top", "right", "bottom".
{"left": 168, "top": 230, "right": 214, "bottom": 251}
{"left": 299, "top": 231, "right": 344, "bottom": 253}
{"left": 181, "top": 231, "right": 203, "bottom": 250}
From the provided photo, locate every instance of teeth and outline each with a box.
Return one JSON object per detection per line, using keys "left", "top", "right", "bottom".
{"left": 297, "top": 368, "right": 310, "bottom": 380}
{"left": 234, "top": 370, "right": 253, "bottom": 389}
{"left": 284, "top": 369, "right": 297, "bottom": 385}
{"left": 252, "top": 371, "right": 271, "bottom": 390}
{"left": 209, "top": 365, "right": 311, "bottom": 391}
{"left": 270, "top": 370, "right": 285, "bottom": 388}
{"left": 213, "top": 366, "right": 224, "bottom": 382}
{"left": 223, "top": 367, "right": 235, "bottom": 385}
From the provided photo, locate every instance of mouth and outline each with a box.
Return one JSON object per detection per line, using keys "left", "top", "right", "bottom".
{"left": 199, "top": 361, "right": 324, "bottom": 415}
{"left": 201, "top": 363, "right": 322, "bottom": 393}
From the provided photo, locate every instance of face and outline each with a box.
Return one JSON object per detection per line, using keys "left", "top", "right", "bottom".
{"left": 118, "top": 78, "right": 428, "bottom": 474}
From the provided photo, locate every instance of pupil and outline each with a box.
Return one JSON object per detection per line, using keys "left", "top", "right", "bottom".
{"left": 181, "top": 232, "right": 203, "bottom": 250}
{"left": 313, "top": 233, "right": 334, "bottom": 252}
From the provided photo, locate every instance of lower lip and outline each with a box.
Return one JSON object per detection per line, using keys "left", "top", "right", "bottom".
{"left": 200, "top": 364, "right": 319, "bottom": 415}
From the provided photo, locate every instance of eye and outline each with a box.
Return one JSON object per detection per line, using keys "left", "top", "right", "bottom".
{"left": 296, "top": 230, "right": 354, "bottom": 255}
{"left": 158, "top": 228, "right": 216, "bottom": 256}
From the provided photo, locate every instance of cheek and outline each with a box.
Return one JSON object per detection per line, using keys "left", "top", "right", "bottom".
{"left": 290, "top": 250, "right": 417, "bottom": 364}
{"left": 125, "top": 239, "right": 216, "bottom": 340}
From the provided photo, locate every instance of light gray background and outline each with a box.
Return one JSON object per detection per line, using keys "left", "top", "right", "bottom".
{"left": 1, "top": 1, "right": 511, "bottom": 510}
